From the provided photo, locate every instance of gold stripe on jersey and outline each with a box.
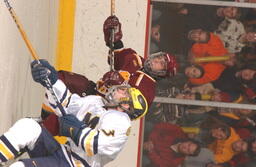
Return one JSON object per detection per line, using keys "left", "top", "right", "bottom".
{"left": 61, "top": 91, "right": 72, "bottom": 107}
{"left": 74, "top": 160, "right": 83, "bottom": 167}
{"left": 85, "top": 130, "right": 97, "bottom": 157}
{"left": 134, "top": 54, "right": 143, "bottom": 68}
{"left": 135, "top": 70, "right": 156, "bottom": 86}
{"left": 135, "top": 73, "right": 144, "bottom": 87}
{"left": 0, "top": 141, "right": 14, "bottom": 160}
{"left": 42, "top": 103, "right": 55, "bottom": 113}
{"left": 113, "top": 48, "right": 125, "bottom": 53}
{"left": 137, "top": 71, "right": 156, "bottom": 82}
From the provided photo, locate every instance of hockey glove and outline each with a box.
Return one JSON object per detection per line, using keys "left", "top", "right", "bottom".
{"left": 59, "top": 114, "right": 87, "bottom": 145}
{"left": 103, "top": 16, "right": 123, "bottom": 48}
{"left": 31, "top": 59, "right": 58, "bottom": 88}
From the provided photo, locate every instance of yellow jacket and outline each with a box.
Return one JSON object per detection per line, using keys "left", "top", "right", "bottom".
{"left": 208, "top": 127, "right": 240, "bottom": 163}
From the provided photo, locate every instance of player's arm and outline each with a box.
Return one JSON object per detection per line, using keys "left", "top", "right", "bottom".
{"left": 31, "top": 59, "right": 83, "bottom": 116}
{"left": 59, "top": 111, "right": 131, "bottom": 157}
{"left": 103, "top": 16, "right": 144, "bottom": 71}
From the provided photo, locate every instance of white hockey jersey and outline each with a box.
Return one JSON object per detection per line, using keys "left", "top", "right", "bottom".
{"left": 46, "top": 80, "right": 132, "bottom": 167}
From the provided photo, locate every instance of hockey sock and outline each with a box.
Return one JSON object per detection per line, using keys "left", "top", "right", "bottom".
{"left": 0, "top": 135, "right": 19, "bottom": 162}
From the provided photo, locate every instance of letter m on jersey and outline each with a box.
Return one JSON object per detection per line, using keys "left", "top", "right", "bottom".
{"left": 102, "top": 129, "right": 115, "bottom": 137}
{"left": 83, "top": 113, "right": 100, "bottom": 129}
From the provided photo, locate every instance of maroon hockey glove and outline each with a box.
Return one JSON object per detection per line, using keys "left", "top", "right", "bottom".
{"left": 103, "top": 16, "right": 123, "bottom": 45}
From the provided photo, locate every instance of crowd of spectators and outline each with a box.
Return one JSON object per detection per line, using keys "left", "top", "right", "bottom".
{"left": 143, "top": 1, "right": 256, "bottom": 167}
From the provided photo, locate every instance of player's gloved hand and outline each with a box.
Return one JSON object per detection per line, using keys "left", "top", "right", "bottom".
{"left": 103, "top": 16, "right": 123, "bottom": 47}
{"left": 59, "top": 114, "right": 87, "bottom": 145}
{"left": 31, "top": 59, "right": 58, "bottom": 88}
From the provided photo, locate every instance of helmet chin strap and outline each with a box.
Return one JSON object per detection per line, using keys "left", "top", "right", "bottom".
{"left": 103, "top": 94, "right": 129, "bottom": 112}
{"left": 119, "top": 104, "right": 131, "bottom": 113}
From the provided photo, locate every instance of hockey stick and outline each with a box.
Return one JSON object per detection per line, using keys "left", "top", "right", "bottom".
{"left": 3, "top": 0, "right": 66, "bottom": 116}
{"left": 109, "top": 0, "right": 115, "bottom": 71}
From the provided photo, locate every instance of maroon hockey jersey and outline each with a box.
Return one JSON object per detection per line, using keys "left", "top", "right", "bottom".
{"left": 99, "top": 48, "right": 156, "bottom": 106}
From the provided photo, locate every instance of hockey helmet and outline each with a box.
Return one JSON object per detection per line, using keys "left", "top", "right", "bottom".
{"left": 144, "top": 52, "right": 178, "bottom": 78}
{"left": 96, "top": 71, "right": 130, "bottom": 96}
{"left": 105, "top": 85, "right": 148, "bottom": 120}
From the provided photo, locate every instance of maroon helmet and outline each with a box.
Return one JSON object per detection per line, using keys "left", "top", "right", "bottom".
{"left": 97, "top": 71, "right": 129, "bottom": 95}
{"left": 144, "top": 52, "right": 178, "bottom": 78}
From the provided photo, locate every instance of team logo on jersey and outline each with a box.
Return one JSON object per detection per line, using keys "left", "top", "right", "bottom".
{"left": 126, "top": 127, "right": 131, "bottom": 136}
{"left": 83, "top": 113, "right": 100, "bottom": 129}
{"left": 119, "top": 71, "right": 130, "bottom": 81}
{"left": 102, "top": 129, "right": 115, "bottom": 136}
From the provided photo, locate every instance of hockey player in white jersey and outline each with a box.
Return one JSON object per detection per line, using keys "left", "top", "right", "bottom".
{"left": 0, "top": 59, "right": 148, "bottom": 167}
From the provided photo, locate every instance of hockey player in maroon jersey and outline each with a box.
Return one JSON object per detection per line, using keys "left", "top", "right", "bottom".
{"left": 98, "top": 15, "right": 178, "bottom": 106}
{"left": 41, "top": 16, "right": 178, "bottom": 136}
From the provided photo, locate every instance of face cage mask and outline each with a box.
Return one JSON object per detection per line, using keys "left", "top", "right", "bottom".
{"left": 144, "top": 52, "right": 168, "bottom": 77}
{"left": 105, "top": 86, "right": 147, "bottom": 120}
{"left": 104, "top": 85, "right": 132, "bottom": 107}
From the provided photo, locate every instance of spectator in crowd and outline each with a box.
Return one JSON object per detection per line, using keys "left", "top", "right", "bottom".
{"left": 182, "top": 5, "right": 246, "bottom": 32}
{"left": 236, "top": 46, "right": 256, "bottom": 68}
{"left": 152, "top": 2, "right": 187, "bottom": 55}
{"left": 247, "top": 137, "right": 256, "bottom": 158}
{"left": 215, "top": 7, "right": 246, "bottom": 54}
{"left": 216, "top": 6, "right": 241, "bottom": 20}
{"left": 227, "top": 139, "right": 252, "bottom": 167}
{"left": 205, "top": 139, "right": 249, "bottom": 167}
{"left": 184, "top": 63, "right": 256, "bottom": 104}
{"left": 207, "top": 137, "right": 256, "bottom": 167}
{"left": 235, "top": 63, "right": 256, "bottom": 103}
{"left": 187, "top": 29, "right": 229, "bottom": 62}
{"left": 215, "top": 7, "right": 256, "bottom": 56}
{"left": 183, "top": 148, "right": 215, "bottom": 167}
{"left": 205, "top": 123, "right": 241, "bottom": 163}
{"left": 181, "top": 65, "right": 246, "bottom": 103}
{"left": 150, "top": 23, "right": 161, "bottom": 54}
{"left": 143, "top": 122, "right": 201, "bottom": 167}
{"left": 184, "top": 63, "right": 226, "bottom": 85}
{"left": 208, "top": 109, "right": 253, "bottom": 139}
{"left": 232, "top": 139, "right": 249, "bottom": 152}
{"left": 181, "top": 5, "right": 233, "bottom": 56}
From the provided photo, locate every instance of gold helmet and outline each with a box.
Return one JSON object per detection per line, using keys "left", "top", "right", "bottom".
{"left": 105, "top": 85, "right": 148, "bottom": 120}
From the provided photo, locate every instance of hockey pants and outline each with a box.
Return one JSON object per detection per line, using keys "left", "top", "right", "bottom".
{"left": 0, "top": 118, "right": 71, "bottom": 167}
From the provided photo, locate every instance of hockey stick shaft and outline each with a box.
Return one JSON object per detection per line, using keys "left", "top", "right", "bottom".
{"left": 111, "top": 0, "right": 115, "bottom": 16}
{"left": 109, "top": 0, "right": 115, "bottom": 71}
{"left": 4, "top": 0, "right": 66, "bottom": 116}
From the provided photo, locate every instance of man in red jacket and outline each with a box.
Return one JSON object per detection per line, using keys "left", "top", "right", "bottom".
{"left": 143, "top": 123, "right": 201, "bottom": 167}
